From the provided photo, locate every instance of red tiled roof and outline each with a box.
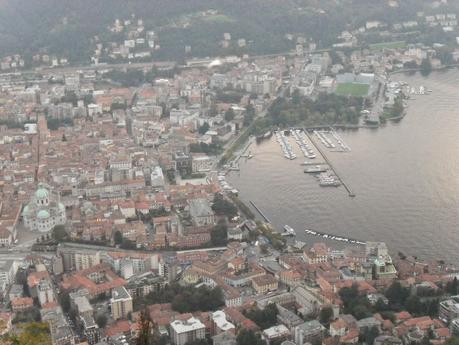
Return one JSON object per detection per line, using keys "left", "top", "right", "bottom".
{"left": 395, "top": 311, "right": 412, "bottom": 322}
{"left": 105, "top": 320, "right": 131, "bottom": 337}
{"left": 11, "top": 297, "right": 33, "bottom": 308}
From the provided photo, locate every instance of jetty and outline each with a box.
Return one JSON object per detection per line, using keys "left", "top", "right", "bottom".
{"left": 303, "top": 129, "right": 356, "bottom": 197}
{"left": 249, "top": 200, "right": 271, "bottom": 223}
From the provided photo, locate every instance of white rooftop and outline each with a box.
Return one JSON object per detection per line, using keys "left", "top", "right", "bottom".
{"left": 170, "top": 317, "right": 205, "bottom": 334}
{"left": 263, "top": 324, "right": 290, "bottom": 339}
{"left": 212, "top": 311, "right": 235, "bottom": 332}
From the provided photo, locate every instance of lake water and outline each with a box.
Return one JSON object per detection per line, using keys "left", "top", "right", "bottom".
{"left": 227, "top": 69, "right": 459, "bottom": 262}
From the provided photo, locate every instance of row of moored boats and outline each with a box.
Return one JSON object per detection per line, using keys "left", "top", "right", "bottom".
{"left": 317, "top": 171, "right": 341, "bottom": 187}
{"left": 314, "top": 130, "right": 336, "bottom": 149}
{"left": 275, "top": 131, "right": 297, "bottom": 160}
{"left": 330, "top": 130, "right": 350, "bottom": 152}
{"left": 291, "top": 129, "right": 316, "bottom": 159}
{"left": 304, "top": 228, "right": 366, "bottom": 245}
{"left": 217, "top": 173, "right": 239, "bottom": 195}
{"left": 283, "top": 225, "right": 366, "bottom": 245}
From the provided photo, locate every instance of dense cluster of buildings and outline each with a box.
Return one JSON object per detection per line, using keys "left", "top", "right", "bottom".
{"left": 0, "top": 232, "right": 457, "bottom": 345}
{"left": 0, "top": 52, "right": 289, "bottom": 253}
{"left": 1, "top": 2, "right": 459, "bottom": 344}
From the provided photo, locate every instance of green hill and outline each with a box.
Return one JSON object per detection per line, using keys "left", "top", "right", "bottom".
{"left": 0, "top": 0, "right": 453, "bottom": 64}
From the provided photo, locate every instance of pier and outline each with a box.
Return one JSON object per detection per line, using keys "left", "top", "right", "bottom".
{"left": 249, "top": 201, "right": 271, "bottom": 223}
{"left": 303, "top": 129, "right": 356, "bottom": 197}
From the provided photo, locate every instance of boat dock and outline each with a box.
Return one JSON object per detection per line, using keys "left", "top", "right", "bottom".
{"left": 303, "top": 129, "right": 356, "bottom": 197}
{"left": 249, "top": 200, "right": 271, "bottom": 223}
{"left": 234, "top": 141, "right": 253, "bottom": 164}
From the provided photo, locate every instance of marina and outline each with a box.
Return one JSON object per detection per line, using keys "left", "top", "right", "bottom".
{"left": 226, "top": 52, "right": 459, "bottom": 264}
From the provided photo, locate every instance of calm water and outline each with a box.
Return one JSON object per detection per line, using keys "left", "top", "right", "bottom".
{"left": 227, "top": 70, "right": 459, "bottom": 262}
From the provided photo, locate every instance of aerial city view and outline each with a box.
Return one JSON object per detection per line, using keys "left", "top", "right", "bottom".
{"left": 1, "top": 0, "right": 459, "bottom": 344}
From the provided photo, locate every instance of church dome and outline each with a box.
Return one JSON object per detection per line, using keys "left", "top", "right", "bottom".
{"left": 37, "top": 210, "right": 50, "bottom": 219}
{"left": 35, "top": 188, "right": 49, "bottom": 200}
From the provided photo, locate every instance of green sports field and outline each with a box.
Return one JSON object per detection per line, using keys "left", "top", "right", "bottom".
{"left": 369, "top": 41, "right": 406, "bottom": 51}
{"left": 335, "top": 83, "right": 370, "bottom": 97}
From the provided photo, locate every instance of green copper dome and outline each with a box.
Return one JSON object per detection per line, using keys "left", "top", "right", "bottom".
{"left": 35, "top": 188, "right": 49, "bottom": 200}
{"left": 37, "top": 210, "right": 50, "bottom": 219}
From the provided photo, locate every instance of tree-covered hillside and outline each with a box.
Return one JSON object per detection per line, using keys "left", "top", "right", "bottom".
{"left": 0, "top": 0, "right": 457, "bottom": 63}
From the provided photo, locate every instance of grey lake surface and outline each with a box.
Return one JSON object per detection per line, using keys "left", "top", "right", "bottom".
{"left": 227, "top": 69, "right": 459, "bottom": 262}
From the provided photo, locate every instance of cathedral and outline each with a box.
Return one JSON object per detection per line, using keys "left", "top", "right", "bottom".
{"left": 22, "top": 183, "right": 66, "bottom": 232}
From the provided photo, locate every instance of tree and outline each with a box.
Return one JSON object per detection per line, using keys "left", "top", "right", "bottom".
{"left": 319, "top": 306, "right": 334, "bottom": 325}
{"left": 446, "top": 277, "right": 459, "bottom": 295}
{"left": 114, "top": 230, "right": 123, "bottom": 245}
{"left": 386, "top": 281, "right": 410, "bottom": 308}
{"left": 353, "top": 304, "right": 372, "bottom": 320}
{"left": 212, "top": 194, "right": 238, "bottom": 217}
{"left": 339, "top": 285, "right": 359, "bottom": 308}
{"left": 7, "top": 322, "right": 52, "bottom": 345}
{"left": 170, "top": 286, "right": 224, "bottom": 313}
{"left": 121, "top": 238, "right": 137, "bottom": 250}
{"left": 364, "top": 326, "right": 380, "bottom": 345}
{"left": 224, "top": 108, "right": 235, "bottom": 122}
{"left": 339, "top": 285, "right": 372, "bottom": 319}
{"left": 52, "top": 225, "right": 68, "bottom": 242}
{"left": 405, "top": 296, "right": 424, "bottom": 314}
{"left": 198, "top": 122, "right": 210, "bottom": 135}
{"left": 374, "top": 298, "right": 388, "bottom": 312}
{"left": 245, "top": 304, "right": 278, "bottom": 330}
{"left": 291, "top": 88, "right": 301, "bottom": 105}
{"left": 244, "top": 104, "right": 255, "bottom": 126}
{"left": 420, "top": 58, "right": 432, "bottom": 77}
{"left": 210, "top": 223, "right": 228, "bottom": 247}
{"left": 136, "top": 309, "right": 152, "bottom": 345}
{"left": 236, "top": 328, "right": 265, "bottom": 345}
{"left": 443, "top": 337, "right": 459, "bottom": 345}
{"left": 96, "top": 314, "right": 107, "bottom": 328}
